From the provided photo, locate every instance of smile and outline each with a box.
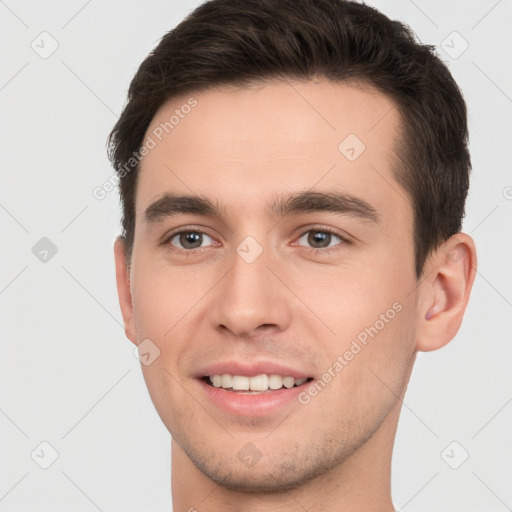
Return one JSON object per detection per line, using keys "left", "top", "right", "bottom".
{"left": 206, "top": 374, "right": 312, "bottom": 392}
{"left": 197, "top": 373, "right": 314, "bottom": 416}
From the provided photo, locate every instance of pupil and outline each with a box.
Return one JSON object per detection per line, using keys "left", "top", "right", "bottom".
{"left": 181, "top": 232, "right": 202, "bottom": 249}
{"left": 309, "top": 231, "right": 330, "bottom": 248}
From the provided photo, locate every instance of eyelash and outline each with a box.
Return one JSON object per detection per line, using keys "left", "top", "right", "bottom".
{"left": 293, "top": 228, "right": 350, "bottom": 254}
{"left": 162, "top": 226, "right": 351, "bottom": 256}
{"left": 163, "top": 227, "right": 219, "bottom": 257}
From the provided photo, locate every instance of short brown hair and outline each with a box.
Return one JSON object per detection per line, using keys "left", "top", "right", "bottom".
{"left": 108, "top": 0, "right": 470, "bottom": 277}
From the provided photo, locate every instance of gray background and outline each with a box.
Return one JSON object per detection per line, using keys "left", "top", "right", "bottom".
{"left": 1, "top": 0, "right": 511, "bottom": 510}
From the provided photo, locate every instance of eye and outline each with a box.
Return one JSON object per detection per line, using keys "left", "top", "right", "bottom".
{"left": 295, "top": 229, "right": 347, "bottom": 250}
{"left": 168, "top": 230, "right": 216, "bottom": 250}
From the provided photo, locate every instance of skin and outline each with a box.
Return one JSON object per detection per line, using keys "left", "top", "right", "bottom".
{"left": 114, "top": 79, "right": 477, "bottom": 511}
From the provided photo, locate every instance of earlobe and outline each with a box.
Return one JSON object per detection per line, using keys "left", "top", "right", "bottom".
{"left": 416, "top": 233, "right": 477, "bottom": 352}
{"left": 113, "top": 237, "right": 137, "bottom": 344}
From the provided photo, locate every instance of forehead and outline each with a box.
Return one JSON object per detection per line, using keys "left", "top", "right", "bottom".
{"left": 136, "top": 79, "right": 409, "bottom": 226}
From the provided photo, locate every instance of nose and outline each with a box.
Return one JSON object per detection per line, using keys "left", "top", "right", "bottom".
{"left": 210, "top": 247, "right": 292, "bottom": 338}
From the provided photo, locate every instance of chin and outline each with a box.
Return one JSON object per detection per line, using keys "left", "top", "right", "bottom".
{"left": 195, "top": 460, "right": 323, "bottom": 493}
{"left": 178, "top": 435, "right": 358, "bottom": 494}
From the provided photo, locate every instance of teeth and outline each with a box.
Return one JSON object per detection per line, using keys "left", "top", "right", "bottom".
{"left": 268, "top": 374, "right": 283, "bottom": 390}
{"left": 232, "top": 375, "right": 250, "bottom": 390}
{"left": 282, "top": 376, "right": 295, "bottom": 388}
{"left": 250, "top": 374, "right": 268, "bottom": 391}
{"left": 208, "top": 374, "right": 309, "bottom": 391}
{"left": 221, "top": 374, "right": 232, "bottom": 388}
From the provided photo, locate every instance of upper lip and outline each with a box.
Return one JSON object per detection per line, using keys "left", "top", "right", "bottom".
{"left": 195, "top": 360, "right": 312, "bottom": 379}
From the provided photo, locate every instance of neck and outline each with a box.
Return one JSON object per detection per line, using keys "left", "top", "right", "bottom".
{"left": 170, "top": 397, "right": 402, "bottom": 512}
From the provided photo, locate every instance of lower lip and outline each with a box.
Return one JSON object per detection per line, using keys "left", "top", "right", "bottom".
{"left": 197, "top": 379, "right": 308, "bottom": 417}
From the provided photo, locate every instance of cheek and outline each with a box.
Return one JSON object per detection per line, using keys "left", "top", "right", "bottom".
{"left": 293, "top": 263, "right": 416, "bottom": 381}
{"left": 130, "top": 261, "right": 205, "bottom": 340}
{"left": 131, "top": 266, "right": 197, "bottom": 429}
{"left": 338, "top": 297, "right": 416, "bottom": 402}
{"left": 130, "top": 261, "right": 212, "bottom": 405}
{"left": 295, "top": 261, "right": 410, "bottom": 333}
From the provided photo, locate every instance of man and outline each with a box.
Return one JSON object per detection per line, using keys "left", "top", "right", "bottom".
{"left": 108, "top": 0, "right": 477, "bottom": 509}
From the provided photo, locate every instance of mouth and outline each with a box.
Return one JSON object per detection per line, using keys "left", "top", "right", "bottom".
{"left": 194, "top": 362, "right": 316, "bottom": 416}
{"left": 201, "top": 374, "right": 314, "bottom": 394}
{"left": 197, "top": 373, "right": 315, "bottom": 416}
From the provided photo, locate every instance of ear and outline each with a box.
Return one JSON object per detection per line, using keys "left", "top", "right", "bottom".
{"left": 114, "top": 237, "right": 137, "bottom": 344}
{"left": 415, "top": 233, "right": 477, "bottom": 352}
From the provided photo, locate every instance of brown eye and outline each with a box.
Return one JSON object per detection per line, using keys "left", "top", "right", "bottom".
{"left": 296, "top": 230, "right": 345, "bottom": 249}
{"left": 170, "top": 231, "right": 213, "bottom": 250}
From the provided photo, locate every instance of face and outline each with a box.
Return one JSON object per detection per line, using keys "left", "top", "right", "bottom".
{"left": 120, "top": 79, "right": 421, "bottom": 491}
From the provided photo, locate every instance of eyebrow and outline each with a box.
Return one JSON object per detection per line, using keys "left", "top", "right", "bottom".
{"left": 269, "top": 191, "right": 379, "bottom": 223}
{"left": 144, "top": 190, "right": 379, "bottom": 224}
